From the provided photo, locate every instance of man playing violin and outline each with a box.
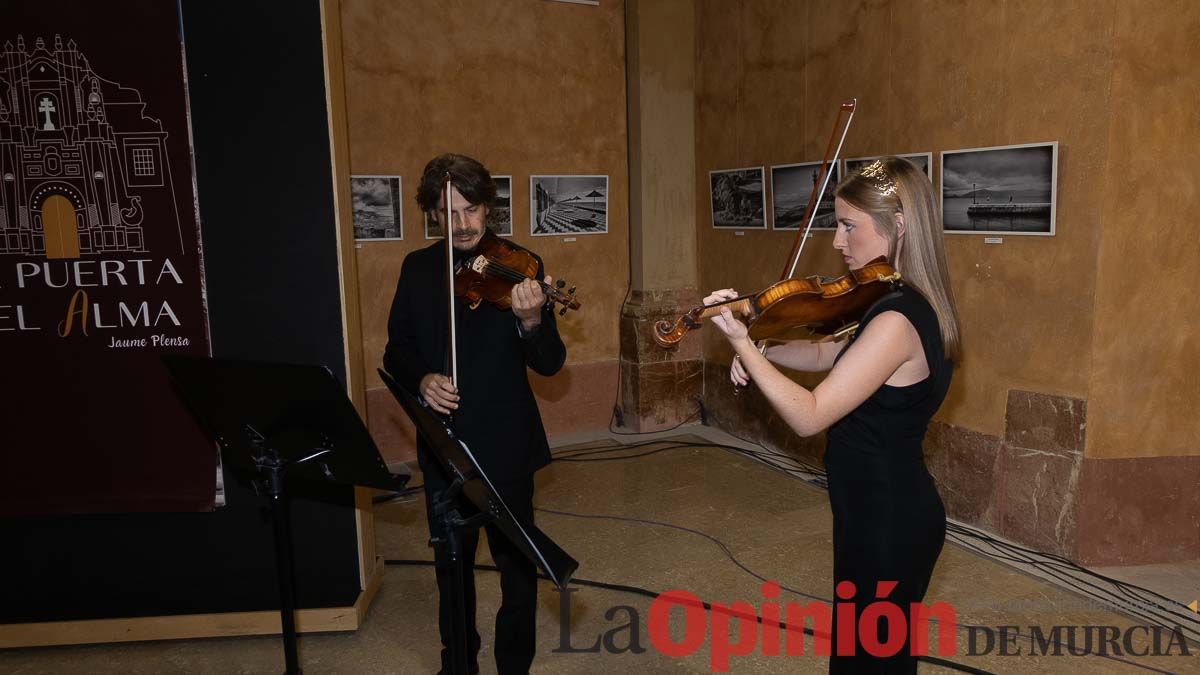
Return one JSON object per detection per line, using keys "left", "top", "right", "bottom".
{"left": 384, "top": 153, "right": 566, "bottom": 675}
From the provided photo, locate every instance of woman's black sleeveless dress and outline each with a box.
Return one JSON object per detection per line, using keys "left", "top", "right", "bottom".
{"left": 824, "top": 284, "right": 952, "bottom": 674}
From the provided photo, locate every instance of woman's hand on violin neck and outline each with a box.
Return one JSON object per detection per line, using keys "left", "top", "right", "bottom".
{"left": 420, "top": 373, "right": 460, "bottom": 414}
{"left": 709, "top": 305, "right": 750, "bottom": 342}
{"left": 512, "top": 276, "right": 550, "bottom": 330}
{"left": 703, "top": 288, "right": 738, "bottom": 306}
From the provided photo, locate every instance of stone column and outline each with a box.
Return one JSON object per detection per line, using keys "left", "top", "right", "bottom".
{"left": 619, "top": 0, "right": 701, "bottom": 431}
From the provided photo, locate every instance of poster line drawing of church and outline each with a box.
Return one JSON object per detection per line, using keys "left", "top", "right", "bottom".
{"left": 0, "top": 34, "right": 184, "bottom": 260}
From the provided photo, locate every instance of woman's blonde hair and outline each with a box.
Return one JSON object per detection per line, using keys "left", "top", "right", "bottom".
{"left": 835, "top": 157, "right": 960, "bottom": 360}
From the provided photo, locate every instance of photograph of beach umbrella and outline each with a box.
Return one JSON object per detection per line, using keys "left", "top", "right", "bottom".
{"left": 351, "top": 175, "right": 403, "bottom": 240}
{"left": 530, "top": 175, "right": 608, "bottom": 236}
{"left": 940, "top": 142, "right": 1057, "bottom": 235}
{"left": 769, "top": 161, "right": 839, "bottom": 230}
{"left": 710, "top": 167, "right": 766, "bottom": 229}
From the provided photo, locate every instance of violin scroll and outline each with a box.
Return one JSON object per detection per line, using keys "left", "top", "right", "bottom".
{"left": 653, "top": 311, "right": 701, "bottom": 348}
{"left": 652, "top": 297, "right": 756, "bottom": 348}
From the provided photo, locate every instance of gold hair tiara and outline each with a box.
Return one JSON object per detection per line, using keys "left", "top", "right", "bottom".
{"left": 860, "top": 160, "right": 897, "bottom": 197}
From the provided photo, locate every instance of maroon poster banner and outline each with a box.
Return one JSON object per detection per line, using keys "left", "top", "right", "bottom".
{"left": 0, "top": 1, "right": 214, "bottom": 514}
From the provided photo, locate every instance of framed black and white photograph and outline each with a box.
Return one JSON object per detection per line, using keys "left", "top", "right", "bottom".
{"left": 351, "top": 175, "right": 403, "bottom": 241}
{"left": 530, "top": 175, "right": 608, "bottom": 236}
{"left": 844, "top": 152, "right": 933, "bottom": 181}
{"left": 710, "top": 167, "right": 767, "bottom": 229}
{"left": 769, "top": 162, "right": 838, "bottom": 230}
{"left": 424, "top": 211, "right": 441, "bottom": 240}
{"left": 941, "top": 142, "right": 1057, "bottom": 236}
{"left": 488, "top": 175, "right": 513, "bottom": 237}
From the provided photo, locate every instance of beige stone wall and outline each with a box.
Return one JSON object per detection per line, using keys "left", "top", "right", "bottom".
{"left": 696, "top": 0, "right": 1199, "bottom": 460}
{"left": 627, "top": 0, "right": 697, "bottom": 293}
{"left": 1088, "top": 0, "right": 1200, "bottom": 459}
{"left": 340, "top": 0, "right": 1200, "bottom": 467}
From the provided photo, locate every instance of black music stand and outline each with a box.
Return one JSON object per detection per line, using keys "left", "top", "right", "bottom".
{"left": 164, "top": 356, "right": 408, "bottom": 675}
{"left": 377, "top": 368, "right": 578, "bottom": 675}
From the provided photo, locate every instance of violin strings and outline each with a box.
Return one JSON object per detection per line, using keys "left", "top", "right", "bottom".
{"left": 474, "top": 258, "right": 566, "bottom": 300}
{"left": 477, "top": 260, "right": 528, "bottom": 283}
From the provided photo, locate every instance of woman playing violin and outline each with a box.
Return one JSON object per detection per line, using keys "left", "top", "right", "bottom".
{"left": 706, "top": 157, "right": 960, "bottom": 673}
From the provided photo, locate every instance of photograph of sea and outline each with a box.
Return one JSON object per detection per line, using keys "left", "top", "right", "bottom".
{"left": 941, "top": 143, "right": 1057, "bottom": 235}
{"left": 351, "top": 175, "right": 403, "bottom": 240}
{"left": 770, "top": 162, "right": 839, "bottom": 229}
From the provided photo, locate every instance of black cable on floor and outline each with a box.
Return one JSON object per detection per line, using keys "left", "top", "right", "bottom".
{"left": 551, "top": 434, "right": 1198, "bottom": 646}
{"left": 382, "top": 558, "right": 995, "bottom": 675}
{"left": 534, "top": 506, "right": 1177, "bottom": 675}
{"left": 538, "top": 437, "right": 1194, "bottom": 671}
{"left": 383, "top": 436, "right": 1194, "bottom": 670}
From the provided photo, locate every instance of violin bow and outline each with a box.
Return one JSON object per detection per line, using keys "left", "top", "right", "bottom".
{"left": 732, "top": 100, "right": 856, "bottom": 392}
{"left": 444, "top": 172, "right": 459, "bottom": 391}
{"left": 781, "top": 99, "right": 856, "bottom": 280}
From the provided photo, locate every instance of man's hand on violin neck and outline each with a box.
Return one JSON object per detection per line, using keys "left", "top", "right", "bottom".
{"left": 420, "top": 373, "right": 459, "bottom": 414}
{"left": 513, "top": 276, "right": 551, "bottom": 331}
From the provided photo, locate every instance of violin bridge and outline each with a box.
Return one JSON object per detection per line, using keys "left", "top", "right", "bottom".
{"left": 468, "top": 256, "right": 489, "bottom": 274}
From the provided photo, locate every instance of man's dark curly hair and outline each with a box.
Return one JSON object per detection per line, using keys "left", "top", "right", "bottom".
{"left": 415, "top": 153, "right": 497, "bottom": 213}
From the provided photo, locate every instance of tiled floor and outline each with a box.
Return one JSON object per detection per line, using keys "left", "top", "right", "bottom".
{"left": 2, "top": 427, "right": 1197, "bottom": 674}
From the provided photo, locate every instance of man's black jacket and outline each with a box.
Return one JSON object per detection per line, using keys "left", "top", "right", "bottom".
{"left": 383, "top": 232, "right": 566, "bottom": 485}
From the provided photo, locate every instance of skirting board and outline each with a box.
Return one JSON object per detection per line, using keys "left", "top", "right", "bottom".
{"left": 0, "top": 555, "right": 386, "bottom": 649}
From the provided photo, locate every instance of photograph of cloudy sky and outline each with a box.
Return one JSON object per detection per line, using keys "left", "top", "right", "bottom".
{"left": 941, "top": 143, "right": 1057, "bottom": 235}
{"left": 351, "top": 175, "right": 403, "bottom": 240}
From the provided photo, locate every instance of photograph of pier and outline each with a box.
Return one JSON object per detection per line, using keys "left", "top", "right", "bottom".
{"left": 710, "top": 166, "right": 766, "bottom": 229}
{"left": 770, "top": 161, "right": 839, "bottom": 230}
{"left": 941, "top": 142, "right": 1057, "bottom": 235}
{"left": 351, "top": 175, "right": 403, "bottom": 240}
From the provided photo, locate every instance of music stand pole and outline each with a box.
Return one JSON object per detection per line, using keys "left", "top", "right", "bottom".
{"left": 254, "top": 434, "right": 331, "bottom": 675}
{"left": 430, "top": 476, "right": 491, "bottom": 675}
{"left": 259, "top": 453, "right": 301, "bottom": 674}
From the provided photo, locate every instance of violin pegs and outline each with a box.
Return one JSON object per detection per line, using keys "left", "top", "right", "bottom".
{"left": 568, "top": 286, "right": 576, "bottom": 296}
{"left": 559, "top": 306, "right": 567, "bottom": 316}
{"left": 556, "top": 279, "right": 566, "bottom": 289}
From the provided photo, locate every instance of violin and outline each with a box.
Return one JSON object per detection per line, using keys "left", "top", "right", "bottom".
{"left": 655, "top": 99, "right": 869, "bottom": 353}
{"left": 654, "top": 257, "right": 900, "bottom": 347}
{"left": 455, "top": 235, "right": 581, "bottom": 316}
